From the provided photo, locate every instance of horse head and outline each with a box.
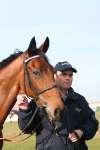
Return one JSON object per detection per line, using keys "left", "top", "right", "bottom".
{"left": 20, "top": 36, "right": 64, "bottom": 122}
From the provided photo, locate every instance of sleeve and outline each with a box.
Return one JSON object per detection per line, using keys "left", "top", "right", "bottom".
{"left": 79, "top": 97, "right": 99, "bottom": 140}
{"left": 18, "top": 100, "right": 40, "bottom": 133}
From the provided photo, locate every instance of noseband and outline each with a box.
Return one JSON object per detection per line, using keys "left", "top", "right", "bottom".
{"left": 24, "top": 55, "right": 56, "bottom": 106}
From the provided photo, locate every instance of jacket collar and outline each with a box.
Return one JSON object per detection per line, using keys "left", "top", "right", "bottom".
{"left": 67, "top": 87, "right": 78, "bottom": 101}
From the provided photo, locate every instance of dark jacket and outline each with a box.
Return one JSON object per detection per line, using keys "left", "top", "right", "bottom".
{"left": 18, "top": 88, "right": 99, "bottom": 150}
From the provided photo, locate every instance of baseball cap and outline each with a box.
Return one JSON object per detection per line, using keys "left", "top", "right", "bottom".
{"left": 54, "top": 61, "right": 77, "bottom": 73}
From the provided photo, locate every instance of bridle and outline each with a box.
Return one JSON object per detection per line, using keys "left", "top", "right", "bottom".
{"left": 24, "top": 55, "right": 56, "bottom": 107}
{"left": 0, "top": 55, "right": 77, "bottom": 150}
{"left": 23, "top": 56, "right": 78, "bottom": 150}
{"left": 0, "top": 55, "right": 57, "bottom": 143}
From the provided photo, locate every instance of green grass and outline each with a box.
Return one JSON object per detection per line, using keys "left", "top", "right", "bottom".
{"left": 2, "top": 122, "right": 35, "bottom": 150}
{"left": 86, "top": 112, "right": 100, "bottom": 150}
{"left": 2, "top": 112, "right": 100, "bottom": 150}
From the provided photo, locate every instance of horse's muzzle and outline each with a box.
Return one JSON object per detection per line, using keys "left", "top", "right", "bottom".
{"left": 54, "top": 108, "right": 62, "bottom": 121}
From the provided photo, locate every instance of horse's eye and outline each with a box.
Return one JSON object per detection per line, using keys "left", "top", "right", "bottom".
{"left": 32, "top": 69, "right": 41, "bottom": 76}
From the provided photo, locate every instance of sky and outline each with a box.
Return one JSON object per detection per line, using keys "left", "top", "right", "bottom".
{"left": 0, "top": 0, "right": 100, "bottom": 102}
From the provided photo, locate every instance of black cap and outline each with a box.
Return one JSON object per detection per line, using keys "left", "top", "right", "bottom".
{"left": 54, "top": 61, "right": 77, "bottom": 73}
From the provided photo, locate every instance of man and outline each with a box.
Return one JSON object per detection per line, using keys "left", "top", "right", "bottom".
{"left": 17, "top": 61, "right": 98, "bottom": 150}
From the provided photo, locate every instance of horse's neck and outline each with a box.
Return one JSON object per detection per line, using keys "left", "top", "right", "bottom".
{"left": 0, "top": 56, "right": 24, "bottom": 80}
{"left": 0, "top": 85, "right": 19, "bottom": 124}
{"left": 0, "top": 56, "right": 24, "bottom": 124}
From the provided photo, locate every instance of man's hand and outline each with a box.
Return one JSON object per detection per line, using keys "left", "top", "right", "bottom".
{"left": 17, "top": 94, "right": 29, "bottom": 110}
{"left": 68, "top": 129, "right": 83, "bottom": 142}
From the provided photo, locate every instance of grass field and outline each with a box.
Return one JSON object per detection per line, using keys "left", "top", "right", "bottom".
{"left": 2, "top": 112, "right": 100, "bottom": 150}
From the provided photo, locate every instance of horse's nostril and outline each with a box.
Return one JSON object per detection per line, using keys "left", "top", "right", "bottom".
{"left": 54, "top": 108, "right": 61, "bottom": 120}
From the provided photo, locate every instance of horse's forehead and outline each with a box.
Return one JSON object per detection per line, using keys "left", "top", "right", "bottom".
{"left": 30, "top": 56, "right": 50, "bottom": 69}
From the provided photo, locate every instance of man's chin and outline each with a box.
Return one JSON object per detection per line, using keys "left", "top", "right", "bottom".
{"left": 63, "top": 87, "right": 70, "bottom": 90}
{"left": 64, "top": 84, "right": 71, "bottom": 89}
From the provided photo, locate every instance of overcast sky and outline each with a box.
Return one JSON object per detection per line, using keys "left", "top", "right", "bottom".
{"left": 0, "top": 0, "right": 100, "bottom": 102}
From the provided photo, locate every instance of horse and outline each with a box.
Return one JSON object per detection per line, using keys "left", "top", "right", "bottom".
{"left": 0, "top": 36, "right": 64, "bottom": 149}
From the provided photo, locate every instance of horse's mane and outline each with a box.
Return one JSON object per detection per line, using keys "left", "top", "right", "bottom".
{"left": 0, "top": 48, "right": 49, "bottom": 69}
{"left": 0, "top": 50, "right": 23, "bottom": 69}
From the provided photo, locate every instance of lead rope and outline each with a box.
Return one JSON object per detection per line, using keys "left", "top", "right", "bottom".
{"left": 0, "top": 106, "right": 39, "bottom": 143}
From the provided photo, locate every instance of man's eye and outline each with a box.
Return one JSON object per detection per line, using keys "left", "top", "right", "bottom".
{"left": 62, "top": 73, "right": 73, "bottom": 77}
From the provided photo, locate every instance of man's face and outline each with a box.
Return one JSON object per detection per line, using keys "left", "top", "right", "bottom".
{"left": 54, "top": 70, "right": 73, "bottom": 90}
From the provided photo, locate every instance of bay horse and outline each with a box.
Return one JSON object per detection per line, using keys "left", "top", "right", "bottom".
{"left": 0, "top": 37, "right": 64, "bottom": 149}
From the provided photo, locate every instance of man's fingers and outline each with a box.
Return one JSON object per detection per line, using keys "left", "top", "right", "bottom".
{"left": 17, "top": 94, "right": 26, "bottom": 100}
{"left": 68, "top": 133, "right": 78, "bottom": 142}
{"left": 16, "top": 94, "right": 29, "bottom": 110}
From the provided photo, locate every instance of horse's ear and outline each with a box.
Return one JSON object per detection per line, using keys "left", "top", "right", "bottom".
{"left": 39, "top": 37, "right": 49, "bottom": 53}
{"left": 28, "top": 37, "right": 36, "bottom": 56}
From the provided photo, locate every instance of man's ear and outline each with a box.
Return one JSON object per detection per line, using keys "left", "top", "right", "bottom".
{"left": 54, "top": 73, "right": 57, "bottom": 80}
{"left": 56, "top": 71, "right": 62, "bottom": 76}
